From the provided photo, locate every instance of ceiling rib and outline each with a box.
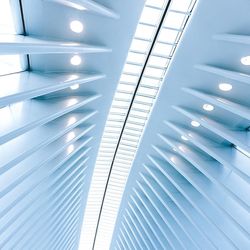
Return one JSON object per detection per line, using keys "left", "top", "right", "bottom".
{"left": 44, "top": 0, "right": 119, "bottom": 19}
{"left": 0, "top": 35, "right": 111, "bottom": 54}
{"left": 0, "top": 72, "right": 104, "bottom": 107}
{"left": 0, "top": 0, "right": 141, "bottom": 249}
{"left": 183, "top": 87, "right": 250, "bottom": 120}
{"left": 213, "top": 33, "right": 250, "bottom": 45}
{"left": 173, "top": 106, "right": 249, "bottom": 152}
{"left": 195, "top": 64, "right": 250, "bottom": 85}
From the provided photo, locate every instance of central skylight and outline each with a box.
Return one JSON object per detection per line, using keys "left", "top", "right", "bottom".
{"left": 79, "top": 0, "right": 197, "bottom": 249}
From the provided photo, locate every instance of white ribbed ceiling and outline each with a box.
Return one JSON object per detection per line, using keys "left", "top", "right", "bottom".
{"left": 0, "top": 0, "right": 249, "bottom": 249}
{"left": 110, "top": 0, "right": 250, "bottom": 249}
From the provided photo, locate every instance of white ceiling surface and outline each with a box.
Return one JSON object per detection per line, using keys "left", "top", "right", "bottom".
{"left": 111, "top": 0, "right": 250, "bottom": 249}
{"left": 20, "top": 2, "right": 144, "bottom": 181}
{"left": 2, "top": 0, "right": 248, "bottom": 249}
{"left": 11, "top": 0, "right": 145, "bottom": 249}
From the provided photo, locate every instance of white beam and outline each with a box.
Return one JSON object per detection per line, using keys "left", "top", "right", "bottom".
{"left": 173, "top": 106, "right": 250, "bottom": 153}
{"left": 213, "top": 34, "right": 250, "bottom": 45}
{"left": 0, "top": 71, "right": 104, "bottom": 107}
{"left": 195, "top": 64, "right": 250, "bottom": 85}
{"left": 0, "top": 35, "right": 111, "bottom": 55}
{"left": 182, "top": 87, "right": 250, "bottom": 120}
{"left": 44, "top": 0, "right": 119, "bottom": 19}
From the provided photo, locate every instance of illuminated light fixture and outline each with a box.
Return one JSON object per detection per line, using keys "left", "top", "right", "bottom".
{"left": 70, "top": 3, "right": 87, "bottom": 10}
{"left": 219, "top": 83, "right": 232, "bottom": 91}
{"left": 70, "top": 55, "right": 82, "bottom": 65}
{"left": 68, "top": 74, "right": 79, "bottom": 81}
{"left": 67, "top": 131, "right": 76, "bottom": 142}
{"left": 191, "top": 120, "right": 200, "bottom": 127}
{"left": 240, "top": 56, "right": 250, "bottom": 66}
{"left": 67, "top": 98, "right": 78, "bottom": 107}
{"left": 70, "top": 20, "right": 83, "bottom": 33}
{"left": 70, "top": 84, "right": 80, "bottom": 90}
{"left": 203, "top": 103, "right": 214, "bottom": 111}
{"left": 67, "top": 117, "right": 77, "bottom": 126}
{"left": 181, "top": 135, "right": 188, "bottom": 141}
{"left": 170, "top": 156, "right": 176, "bottom": 163}
{"left": 67, "top": 144, "right": 75, "bottom": 154}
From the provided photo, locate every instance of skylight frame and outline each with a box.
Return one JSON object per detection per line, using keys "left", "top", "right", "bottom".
{"left": 0, "top": 0, "right": 27, "bottom": 76}
{"left": 79, "top": 0, "right": 197, "bottom": 249}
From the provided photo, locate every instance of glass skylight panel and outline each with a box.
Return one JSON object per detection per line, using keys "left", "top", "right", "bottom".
{"left": 138, "top": 86, "right": 158, "bottom": 97}
{"left": 130, "top": 109, "right": 148, "bottom": 117}
{"left": 130, "top": 39, "right": 150, "bottom": 53}
{"left": 170, "top": 0, "right": 194, "bottom": 12}
{"left": 148, "top": 55, "right": 170, "bottom": 67}
{"left": 115, "top": 91, "right": 133, "bottom": 99}
{"left": 146, "top": 0, "right": 166, "bottom": 9}
{"left": 120, "top": 73, "right": 139, "bottom": 83}
{"left": 158, "top": 28, "right": 179, "bottom": 44}
{"left": 153, "top": 42, "right": 174, "bottom": 56}
{"left": 135, "top": 96, "right": 155, "bottom": 106}
{"left": 127, "top": 52, "right": 146, "bottom": 64}
{"left": 127, "top": 116, "right": 144, "bottom": 125}
{"left": 144, "top": 66, "right": 165, "bottom": 78}
{"left": 164, "top": 11, "right": 187, "bottom": 29}
{"left": 117, "top": 83, "right": 135, "bottom": 92}
{"left": 123, "top": 63, "right": 142, "bottom": 75}
{"left": 134, "top": 23, "right": 156, "bottom": 40}
{"left": 140, "top": 7, "right": 162, "bottom": 25}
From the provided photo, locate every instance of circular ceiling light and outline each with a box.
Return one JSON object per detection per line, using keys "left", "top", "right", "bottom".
{"left": 70, "top": 20, "right": 83, "bottom": 33}
{"left": 203, "top": 103, "right": 214, "bottom": 111}
{"left": 219, "top": 83, "right": 232, "bottom": 91}
{"left": 241, "top": 56, "right": 250, "bottom": 65}
{"left": 70, "top": 84, "right": 80, "bottom": 90}
{"left": 70, "top": 55, "right": 82, "bottom": 65}
{"left": 191, "top": 120, "right": 200, "bottom": 127}
{"left": 181, "top": 135, "right": 188, "bottom": 141}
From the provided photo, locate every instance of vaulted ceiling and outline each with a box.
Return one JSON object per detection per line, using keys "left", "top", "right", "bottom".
{"left": 0, "top": 0, "right": 249, "bottom": 250}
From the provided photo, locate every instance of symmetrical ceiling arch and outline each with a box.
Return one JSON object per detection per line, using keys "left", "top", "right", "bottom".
{"left": 0, "top": 0, "right": 249, "bottom": 249}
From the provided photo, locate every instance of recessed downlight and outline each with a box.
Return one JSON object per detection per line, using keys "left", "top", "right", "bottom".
{"left": 67, "top": 131, "right": 76, "bottom": 142}
{"left": 241, "top": 56, "right": 250, "bottom": 66}
{"left": 203, "top": 103, "right": 214, "bottom": 111}
{"left": 70, "top": 20, "right": 83, "bottom": 33}
{"left": 170, "top": 157, "right": 176, "bottom": 163}
{"left": 181, "top": 135, "right": 188, "bottom": 141}
{"left": 219, "top": 83, "right": 232, "bottom": 91}
{"left": 67, "top": 117, "right": 77, "bottom": 126}
{"left": 67, "top": 144, "right": 75, "bottom": 154}
{"left": 71, "top": 3, "right": 87, "bottom": 10}
{"left": 70, "top": 84, "right": 80, "bottom": 90}
{"left": 191, "top": 120, "right": 200, "bottom": 127}
{"left": 70, "top": 55, "right": 82, "bottom": 65}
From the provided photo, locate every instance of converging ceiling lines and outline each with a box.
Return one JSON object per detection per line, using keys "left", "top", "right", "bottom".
{"left": 111, "top": 0, "right": 250, "bottom": 249}
{"left": 0, "top": 0, "right": 142, "bottom": 249}
{"left": 81, "top": 0, "right": 197, "bottom": 249}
